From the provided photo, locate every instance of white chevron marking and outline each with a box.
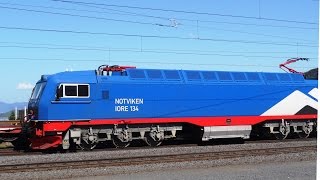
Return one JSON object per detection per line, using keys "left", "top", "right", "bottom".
{"left": 308, "top": 88, "right": 318, "bottom": 100}
{"left": 261, "top": 90, "right": 318, "bottom": 116}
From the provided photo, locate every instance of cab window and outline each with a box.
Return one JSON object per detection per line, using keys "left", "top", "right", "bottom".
{"left": 59, "top": 84, "right": 90, "bottom": 98}
{"left": 78, "top": 85, "right": 89, "bottom": 97}
{"left": 30, "top": 83, "right": 46, "bottom": 100}
{"left": 65, "top": 85, "right": 77, "bottom": 96}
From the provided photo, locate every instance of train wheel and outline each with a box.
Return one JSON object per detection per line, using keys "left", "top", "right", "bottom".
{"left": 112, "top": 136, "right": 130, "bottom": 148}
{"left": 112, "top": 128, "right": 132, "bottom": 148}
{"left": 144, "top": 130, "right": 164, "bottom": 147}
{"left": 274, "top": 124, "right": 290, "bottom": 140}
{"left": 79, "top": 129, "right": 98, "bottom": 151}
{"left": 297, "top": 132, "right": 310, "bottom": 138}
{"left": 79, "top": 140, "right": 97, "bottom": 151}
{"left": 274, "top": 133, "right": 287, "bottom": 140}
{"left": 296, "top": 124, "right": 312, "bottom": 138}
{"left": 144, "top": 135, "right": 163, "bottom": 147}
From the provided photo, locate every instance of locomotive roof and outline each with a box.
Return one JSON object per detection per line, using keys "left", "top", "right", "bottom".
{"left": 38, "top": 68, "right": 313, "bottom": 86}
{"left": 98, "top": 67, "right": 309, "bottom": 85}
{"left": 38, "top": 70, "right": 97, "bottom": 84}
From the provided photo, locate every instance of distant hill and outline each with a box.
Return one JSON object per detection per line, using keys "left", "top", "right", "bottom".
{"left": 0, "top": 111, "right": 11, "bottom": 118}
{"left": 0, "top": 102, "right": 28, "bottom": 114}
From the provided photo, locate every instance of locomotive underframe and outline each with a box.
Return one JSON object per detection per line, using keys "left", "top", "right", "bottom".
{"left": 61, "top": 123, "right": 260, "bottom": 150}
{"left": 62, "top": 123, "right": 184, "bottom": 150}
{"left": 24, "top": 115, "right": 317, "bottom": 150}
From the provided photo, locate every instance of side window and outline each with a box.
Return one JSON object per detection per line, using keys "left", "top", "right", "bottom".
{"left": 59, "top": 84, "right": 90, "bottom": 98}
{"left": 65, "top": 85, "right": 77, "bottom": 96}
{"left": 78, "top": 85, "right": 89, "bottom": 97}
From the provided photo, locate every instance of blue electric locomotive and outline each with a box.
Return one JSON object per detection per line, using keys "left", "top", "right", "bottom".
{"left": 26, "top": 65, "right": 317, "bottom": 150}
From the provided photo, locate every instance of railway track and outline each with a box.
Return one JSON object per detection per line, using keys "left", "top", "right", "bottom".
{"left": 0, "top": 148, "right": 21, "bottom": 156}
{"left": 0, "top": 144, "right": 316, "bottom": 174}
{"left": 0, "top": 149, "right": 41, "bottom": 157}
{"left": 0, "top": 137, "right": 316, "bottom": 156}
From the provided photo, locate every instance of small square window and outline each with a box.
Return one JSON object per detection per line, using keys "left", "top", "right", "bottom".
{"left": 78, "top": 85, "right": 89, "bottom": 97}
{"left": 65, "top": 86, "right": 77, "bottom": 96}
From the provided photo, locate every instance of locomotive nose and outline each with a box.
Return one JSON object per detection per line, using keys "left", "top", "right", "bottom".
{"left": 26, "top": 109, "right": 36, "bottom": 120}
{"left": 27, "top": 103, "right": 38, "bottom": 120}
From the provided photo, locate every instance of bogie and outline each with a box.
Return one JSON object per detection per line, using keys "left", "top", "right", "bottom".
{"left": 63, "top": 124, "right": 183, "bottom": 150}
{"left": 262, "top": 120, "right": 316, "bottom": 140}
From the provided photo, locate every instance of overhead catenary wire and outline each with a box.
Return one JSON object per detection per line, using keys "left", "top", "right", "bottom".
{"left": 0, "top": 4, "right": 315, "bottom": 42}
{"left": 52, "top": 0, "right": 319, "bottom": 25}
{"left": 1, "top": 2, "right": 315, "bottom": 30}
{"left": 188, "top": 20, "right": 318, "bottom": 30}
{"left": 0, "top": 45, "right": 317, "bottom": 60}
{"left": 0, "top": 26, "right": 317, "bottom": 47}
{"left": 183, "top": 24, "right": 316, "bottom": 42}
{"left": 0, "top": 57, "right": 316, "bottom": 69}
{"left": 0, "top": 41, "right": 315, "bottom": 54}
{"left": 47, "top": 1, "right": 319, "bottom": 30}
{"left": 0, "top": 2, "right": 316, "bottom": 64}
{"left": 0, "top": 2, "right": 169, "bottom": 21}
{"left": 0, "top": 6, "right": 174, "bottom": 28}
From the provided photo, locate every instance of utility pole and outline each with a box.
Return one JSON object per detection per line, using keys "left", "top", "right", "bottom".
{"left": 15, "top": 107, "right": 17, "bottom": 120}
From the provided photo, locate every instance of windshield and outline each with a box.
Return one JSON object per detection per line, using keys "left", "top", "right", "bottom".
{"left": 30, "top": 83, "right": 46, "bottom": 100}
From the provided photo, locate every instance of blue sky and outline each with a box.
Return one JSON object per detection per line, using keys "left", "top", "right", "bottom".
{"left": 0, "top": 0, "right": 318, "bottom": 103}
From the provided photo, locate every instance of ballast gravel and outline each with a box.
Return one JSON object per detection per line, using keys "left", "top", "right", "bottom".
{"left": 0, "top": 140, "right": 316, "bottom": 180}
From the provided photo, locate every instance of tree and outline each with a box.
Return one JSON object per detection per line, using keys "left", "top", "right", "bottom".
{"left": 8, "top": 111, "right": 15, "bottom": 120}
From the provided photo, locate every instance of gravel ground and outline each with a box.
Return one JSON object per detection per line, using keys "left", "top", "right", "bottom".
{"left": 88, "top": 161, "right": 316, "bottom": 180}
{"left": 0, "top": 140, "right": 316, "bottom": 180}
{"left": 0, "top": 140, "right": 315, "bottom": 165}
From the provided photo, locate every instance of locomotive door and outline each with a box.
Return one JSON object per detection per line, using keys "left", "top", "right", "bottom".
{"left": 53, "top": 83, "right": 92, "bottom": 120}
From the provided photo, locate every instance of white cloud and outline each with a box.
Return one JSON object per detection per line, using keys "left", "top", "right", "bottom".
{"left": 17, "top": 82, "right": 34, "bottom": 90}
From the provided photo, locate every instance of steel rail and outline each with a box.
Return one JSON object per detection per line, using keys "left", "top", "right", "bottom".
{"left": 0, "top": 145, "right": 316, "bottom": 174}
{"left": 0, "top": 138, "right": 316, "bottom": 156}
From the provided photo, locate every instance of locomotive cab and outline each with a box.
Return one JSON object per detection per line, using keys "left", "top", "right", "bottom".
{"left": 28, "top": 71, "right": 96, "bottom": 121}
